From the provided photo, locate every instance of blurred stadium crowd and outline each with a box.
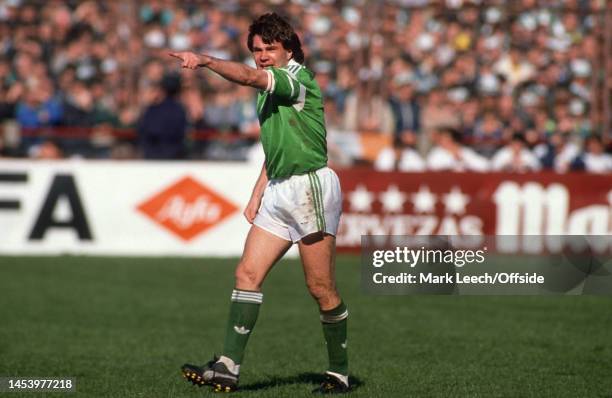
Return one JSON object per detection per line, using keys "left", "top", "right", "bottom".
{"left": 0, "top": 0, "right": 610, "bottom": 173}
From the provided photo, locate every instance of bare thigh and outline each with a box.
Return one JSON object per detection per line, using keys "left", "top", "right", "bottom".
{"left": 234, "top": 225, "right": 292, "bottom": 291}
{"left": 299, "top": 233, "right": 341, "bottom": 311}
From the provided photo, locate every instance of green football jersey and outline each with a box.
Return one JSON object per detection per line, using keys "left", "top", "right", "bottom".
{"left": 257, "top": 59, "right": 328, "bottom": 179}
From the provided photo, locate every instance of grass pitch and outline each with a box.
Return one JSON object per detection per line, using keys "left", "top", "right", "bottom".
{"left": 0, "top": 255, "right": 611, "bottom": 397}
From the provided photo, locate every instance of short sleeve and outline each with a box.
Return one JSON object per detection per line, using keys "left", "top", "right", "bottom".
{"left": 264, "top": 67, "right": 304, "bottom": 102}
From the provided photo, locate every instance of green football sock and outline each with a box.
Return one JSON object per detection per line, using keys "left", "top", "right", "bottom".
{"left": 320, "top": 301, "right": 349, "bottom": 375}
{"left": 222, "top": 289, "right": 263, "bottom": 364}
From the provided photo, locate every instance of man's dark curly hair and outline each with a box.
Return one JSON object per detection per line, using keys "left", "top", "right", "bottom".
{"left": 247, "top": 13, "right": 304, "bottom": 64}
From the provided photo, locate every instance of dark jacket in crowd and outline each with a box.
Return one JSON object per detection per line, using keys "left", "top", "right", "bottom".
{"left": 389, "top": 96, "right": 421, "bottom": 136}
{"left": 137, "top": 97, "right": 187, "bottom": 160}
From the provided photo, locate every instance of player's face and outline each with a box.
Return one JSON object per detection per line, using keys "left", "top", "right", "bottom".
{"left": 251, "top": 35, "right": 293, "bottom": 69}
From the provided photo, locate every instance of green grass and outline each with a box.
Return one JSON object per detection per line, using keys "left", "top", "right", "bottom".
{"left": 0, "top": 255, "right": 611, "bottom": 398}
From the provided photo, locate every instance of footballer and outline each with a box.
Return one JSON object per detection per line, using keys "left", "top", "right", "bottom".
{"left": 170, "top": 12, "right": 349, "bottom": 394}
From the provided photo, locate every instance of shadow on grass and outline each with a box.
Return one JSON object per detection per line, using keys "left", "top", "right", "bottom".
{"left": 240, "top": 372, "right": 364, "bottom": 392}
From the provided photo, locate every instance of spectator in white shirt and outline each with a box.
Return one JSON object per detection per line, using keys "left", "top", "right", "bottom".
{"left": 374, "top": 131, "right": 426, "bottom": 172}
{"left": 492, "top": 133, "right": 541, "bottom": 172}
{"left": 571, "top": 135, "right": 612, "bottom": 173}
{"left": 426, "top": 127, "right": 490, "bottom": 172}
{"left": 493, "top": 45, "right": 536, "bottom": 89}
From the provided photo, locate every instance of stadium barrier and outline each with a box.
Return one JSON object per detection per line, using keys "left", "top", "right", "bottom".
{"left": 0, "top": 160, "right": 610, "bottom": 256}
{"left": 337, "top": 169, "right": 612, "bottom": 251}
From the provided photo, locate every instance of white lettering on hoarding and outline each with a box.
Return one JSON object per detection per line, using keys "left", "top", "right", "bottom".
{"left": 156, "top": 196, "right": 222, "bottom": 229}
{"left": 493, "top": 182, "right": 611, "bottom": 252}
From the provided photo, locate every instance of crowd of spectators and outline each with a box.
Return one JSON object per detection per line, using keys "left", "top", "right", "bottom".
{"left": 0, "top": 0, "right": 610, "bottom": 173}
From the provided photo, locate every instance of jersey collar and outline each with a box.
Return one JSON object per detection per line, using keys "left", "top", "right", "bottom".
{"left": 288, "top": 59, "right": 301, "bottom": 67}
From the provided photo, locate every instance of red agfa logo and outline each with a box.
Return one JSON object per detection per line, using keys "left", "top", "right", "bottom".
{"left": 137, "top": 176, "right": 238, "bottom": 241}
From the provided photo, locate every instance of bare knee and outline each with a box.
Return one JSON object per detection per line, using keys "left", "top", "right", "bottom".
{"left": 306, "top": 279, "right": 340, "bottom": 309}
{"left": 235, "top": 263, "right": 262, "bottom": 291}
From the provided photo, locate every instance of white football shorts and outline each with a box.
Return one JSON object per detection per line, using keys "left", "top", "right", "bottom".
{"left": 253, "top": 167, "right": 342, "bottom": 243}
